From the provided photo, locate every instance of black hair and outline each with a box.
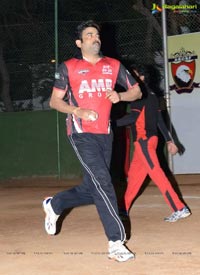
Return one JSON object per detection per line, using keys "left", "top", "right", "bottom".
{"left": 129, "top": 63, "right": 150, "bottom": 88}
{"left": 75, "top": 20, "right": 101, "bottom": 41}
{"left": 130, "top": 63, "right": 146, "bottom": 75}
{"left": 130, "top": 63, "right": 164, "bottom": 97}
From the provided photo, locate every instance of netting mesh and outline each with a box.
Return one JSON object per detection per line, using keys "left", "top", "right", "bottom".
{"left": 0, "top": 1, "right": 199, "bottom": 112}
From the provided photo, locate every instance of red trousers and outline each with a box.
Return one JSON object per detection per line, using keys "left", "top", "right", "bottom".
{"left": 125, "top": 136, "right": 185, "bottom": 212}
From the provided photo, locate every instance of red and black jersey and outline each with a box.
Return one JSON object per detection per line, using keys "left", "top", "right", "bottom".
{"left": 53, "top": 56, "right": 137, "bottom": 135}
{"left": 116, "top": 87, "right": 171, "bottom": 142}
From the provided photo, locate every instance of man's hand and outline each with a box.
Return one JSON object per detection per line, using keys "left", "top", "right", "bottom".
{"left": 106, "top": 85, "right": 142, "bottom": 104}
{"left": 73, "top": 107, "right": 98, "bottom": 121}
{"left": 106, "top": 90, "right": 121, "bottom": 103}
{"left": 167, "top": 141, "right": 178, "bottom": 155}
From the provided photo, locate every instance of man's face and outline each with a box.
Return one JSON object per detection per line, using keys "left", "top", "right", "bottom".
{"left": 76, "top": 27, "right": 101, "bottom": 55}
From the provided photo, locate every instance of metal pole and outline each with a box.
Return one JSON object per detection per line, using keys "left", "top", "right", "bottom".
{"left": 55, "top": 0, "right": 58, "bottom": 71}
{"left": 161, "top": 0, "right": 173, "bottom": 171}
{"left": 54, "top": 0, "right": 61, "bottom": 178}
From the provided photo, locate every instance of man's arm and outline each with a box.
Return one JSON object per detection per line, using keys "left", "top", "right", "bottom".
{"left": 106, "top": 62, "right": 144, "bottom": 103}
{"left": 50, "top": 89, "right": 76, "bottom": 114}
{"left": 106, "top": 84, "right": 142, "bottom": 104}
{"left": 50, "top": 89, "right": 98, "bottom": 121}
{"left": 115, "top": 111, "right": 139, "bottom": 127}
{"left": 120, "top": 84, "right": 142, "bottom": 101}
{"left": 157, "top": 111, "right": 178, "bottom": 155}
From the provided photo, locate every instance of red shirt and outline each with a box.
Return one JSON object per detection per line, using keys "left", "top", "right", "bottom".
{"left": 53, "top": 56, "right": 137, "bottom": 135}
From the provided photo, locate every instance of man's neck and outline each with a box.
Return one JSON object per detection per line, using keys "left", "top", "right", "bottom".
{"left": 83, "top": 54, "right": 101, "bottom": 65}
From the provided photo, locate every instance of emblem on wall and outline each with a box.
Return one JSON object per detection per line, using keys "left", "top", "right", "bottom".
{"left": 168, "top": 48, "right": 200, "bottom": 94}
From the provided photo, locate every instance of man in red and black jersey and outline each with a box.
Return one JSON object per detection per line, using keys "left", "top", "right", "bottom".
{"left": 42, "top": 20, "right": 143, "bottom": 262}
{"left": 116, "top": 64, "right": 191, "bottom": 223}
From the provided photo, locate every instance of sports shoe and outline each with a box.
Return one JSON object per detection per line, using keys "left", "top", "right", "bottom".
{"left": 43, "top": 197, "right": 59, "bottom": 235}
{"left": 164, "top": 206, "right": 191, "bottom": 222}
{"left": 108, "top": 240, "right": 135, "bottom": 262}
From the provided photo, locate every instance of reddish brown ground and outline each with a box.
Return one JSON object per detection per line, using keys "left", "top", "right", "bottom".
{"left": 0, "top": 175, "right": 200, "bottom": 275}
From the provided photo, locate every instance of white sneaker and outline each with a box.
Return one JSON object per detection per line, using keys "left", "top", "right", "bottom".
{"left": 43, "top": 197, "right": 59, "bottom": 235}
{"left": 108, "top": 240, "right": 135, "bottom": 262}
{"left": 164, "top": 206, "right": 191, "bottom": 222}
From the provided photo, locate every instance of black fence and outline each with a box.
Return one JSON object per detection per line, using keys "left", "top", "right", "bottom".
{"left": 0, "top": 2, "right": 200, "bottom": 112}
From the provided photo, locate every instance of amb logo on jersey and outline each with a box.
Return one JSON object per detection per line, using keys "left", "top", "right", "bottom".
{"left": 168, "top": 48, "right": 200, "bottom": 94}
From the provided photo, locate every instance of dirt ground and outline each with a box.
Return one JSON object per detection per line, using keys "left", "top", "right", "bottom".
{"left": 0, "top": 175, "right": 200, "bottom": 275}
